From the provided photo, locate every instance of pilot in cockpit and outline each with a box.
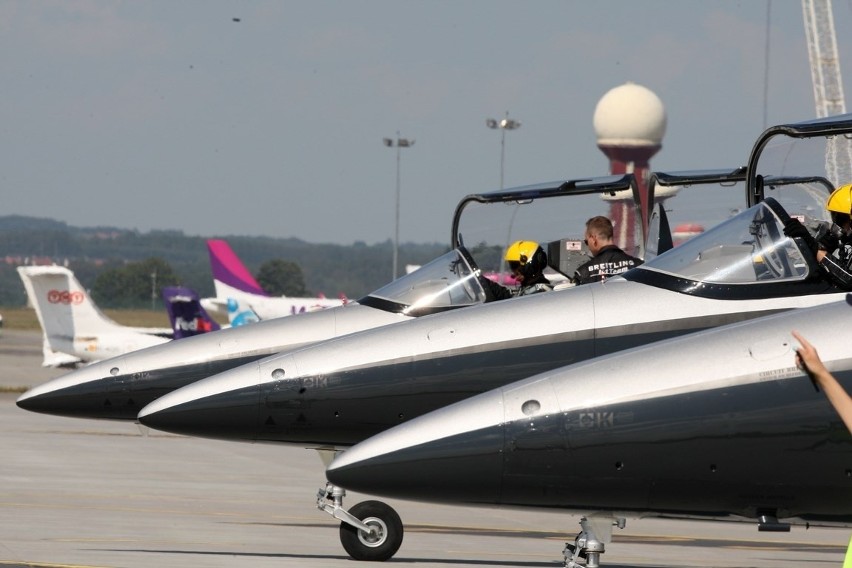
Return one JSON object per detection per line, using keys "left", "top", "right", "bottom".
{"left": 478, "top": 240, "right": 553, "bottom": 302}
{"left": 784, "top": 183, "right": 852, "bottom": 289}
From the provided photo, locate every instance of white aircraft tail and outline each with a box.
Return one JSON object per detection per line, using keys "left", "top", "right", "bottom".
{"left": 18, "top": 265, "right": 128, "bottom": 341}
{"left": 17, "top": 266, "right": 172, "bottom": 364}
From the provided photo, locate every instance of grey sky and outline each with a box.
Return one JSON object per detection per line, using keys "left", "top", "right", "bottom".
{"left": 2, "top": 1, "right": 848, "bottom": 245}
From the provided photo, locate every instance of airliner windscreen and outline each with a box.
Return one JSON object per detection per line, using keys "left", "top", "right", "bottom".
{"left": 366, "top": 249, "right": 485, "bottom": 313}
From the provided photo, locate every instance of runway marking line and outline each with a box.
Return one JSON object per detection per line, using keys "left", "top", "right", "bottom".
{"left": 0, "top": 562, "right": 111, "bottom": 568}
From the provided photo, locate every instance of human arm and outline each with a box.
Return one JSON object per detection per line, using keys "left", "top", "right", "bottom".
{"left": 818, "top": 254, "right": 852, "bottom": 288}
{"left": 477, "top": 274, "right": 514, "bottom": 302}
{"left": 572, "top": 261, "right": 592, "bottom": 286}
{"left": 785, "top": 219, "right": 852, "bottom": 286}
{"left": 783, "top": 218, "right": 819, "bottom": 254}
{"left": 792, "top": 330, "right": 852, "bottom": 434}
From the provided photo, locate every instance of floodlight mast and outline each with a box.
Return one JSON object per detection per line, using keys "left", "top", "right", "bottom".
{"left": 382, "top": 132, "right": 415, "bottom": 280}
{"left": 486, "top": 111, "right": 521, "bottom": 190}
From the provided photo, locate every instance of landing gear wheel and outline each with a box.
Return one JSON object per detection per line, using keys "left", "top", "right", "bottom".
{"left": 339, "top": 500, "right": 403, "bottom": 561}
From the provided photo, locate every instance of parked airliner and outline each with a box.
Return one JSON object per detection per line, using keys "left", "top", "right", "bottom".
{"left": 200, "top": 239, "right": 345, "bottom": 321}
{"left": 162, "top": 286, "right": 220, "bottom": 338}
{"left": 17, "top": 266, "right": 173, "bottom": 366}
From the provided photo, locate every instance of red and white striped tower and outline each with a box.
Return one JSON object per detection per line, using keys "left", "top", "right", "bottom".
{"left": 593, "top": 83, "right": 667, "bottom": 251}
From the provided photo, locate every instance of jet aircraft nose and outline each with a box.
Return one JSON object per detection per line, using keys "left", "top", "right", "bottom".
{"left": 137, "top": 362, "right": 263, "bottom": 441}
{"left": 326, "top": 388, "right": 507, "bottom": 504}
{"left": 16, "top": 358, "right": 141, "bottom": 420}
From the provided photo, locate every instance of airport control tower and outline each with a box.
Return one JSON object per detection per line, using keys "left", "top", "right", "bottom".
{"left": 593, "top": 82, "right": 667, "bottom": 251}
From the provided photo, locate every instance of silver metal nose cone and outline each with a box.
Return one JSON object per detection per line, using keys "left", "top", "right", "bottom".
{"left": 327, "top": 389, "right": 506, "bottom": 503}
{"left": 138, "top": 365, "right": 263, "bottom": 442}
{"left": 16, "top": 366, "right": 141, "bottom": 420}
{"left": 326, "top": 423, "right": 504, "bottom": 504}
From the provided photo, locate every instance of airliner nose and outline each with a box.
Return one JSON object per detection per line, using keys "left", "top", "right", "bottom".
{"left": 138, "top": 364, "right": 262, "bottom": 441}
{"left": 326, "top": 390, "right": 506, "bottom": 504}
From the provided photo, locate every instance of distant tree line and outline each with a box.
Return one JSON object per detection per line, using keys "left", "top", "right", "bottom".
{"left": 0, "top": 215, "right": 448, "bottom": 309}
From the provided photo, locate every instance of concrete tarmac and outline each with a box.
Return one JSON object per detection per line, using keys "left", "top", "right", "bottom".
{"left": 0, "top": 330, "right": 849, "bottom": 568}
{"left": 0, "top": 329, "right": 65, "bottom": 390}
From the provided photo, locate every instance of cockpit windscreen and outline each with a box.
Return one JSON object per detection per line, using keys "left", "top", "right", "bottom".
{"left": 366, "top": 248, "right": 485, "bottom": 314}
{"left": 638, "top": 201, "right": 810, "bottom": 284}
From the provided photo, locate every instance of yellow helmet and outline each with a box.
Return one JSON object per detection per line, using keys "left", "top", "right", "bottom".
{"left": 826, "top": 183, "right": 852, "bottom": 215}
{"left": 504, "top": 240, "right": 540, "bottom": 264}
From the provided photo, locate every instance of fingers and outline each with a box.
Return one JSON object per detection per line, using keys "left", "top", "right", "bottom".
{"left": 792, "top": 330, "right": 815, "bottom": 356}
{"left": 792, "top": 330, "right": 817, "bottom": 369}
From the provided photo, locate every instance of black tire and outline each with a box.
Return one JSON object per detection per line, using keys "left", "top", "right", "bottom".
{"left": 339, "top": 500, "right": 403, "bottom": 561}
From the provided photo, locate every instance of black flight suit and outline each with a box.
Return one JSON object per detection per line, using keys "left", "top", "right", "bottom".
{"left": 478, "top": 272, "right": 552, "bottom": 302}
{"left": 572, "top": 245, "right": 642, "bottom": 285}
{"left": 784, "top": 218, "right": 852, "bottom": 290}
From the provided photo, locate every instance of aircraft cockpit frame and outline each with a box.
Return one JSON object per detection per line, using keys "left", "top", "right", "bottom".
{"left": 358, "top": 169, "right": 753, "bottom": 318}
{"left": 747, "top": 112, "right": 852, "bottom": 211}
{"left": 449, "top": 168, "right": 749, "bottom": 286}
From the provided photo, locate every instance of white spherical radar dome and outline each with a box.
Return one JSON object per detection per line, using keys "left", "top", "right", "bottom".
{"left": 594, "top": 82, "right": 667, "bottom": 147}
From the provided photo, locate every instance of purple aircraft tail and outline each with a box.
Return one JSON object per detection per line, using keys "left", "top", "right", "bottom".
{"left": 206, "top": 239, "right": 269, "bottom": 297}
{"left": 162, "top": 286, "right": 221, "bottom": 339}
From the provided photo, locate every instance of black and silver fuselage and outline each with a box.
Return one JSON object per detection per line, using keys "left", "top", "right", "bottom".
{"left": 17, "top": 248, "right": 484, "bottom": 420}
{"left": 138, "top": 277, "right": 845, "bottom": 447}
{"left": 16, "top": 304, "right": 405, "bottom": 420}
{"left": 139, "top": 201, "right": 848, "bottom": 447}
{"left": 327, "top": 299, "right": 852, "bottom": 525}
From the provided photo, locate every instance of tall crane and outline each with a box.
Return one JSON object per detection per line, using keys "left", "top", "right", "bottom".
{"left": 801, "top": 0, "right": 852, "bottom": 185}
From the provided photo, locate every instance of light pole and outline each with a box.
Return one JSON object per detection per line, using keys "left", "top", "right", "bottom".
{"left": 150, "top": 270, "right": 157, "bottom": 311}
{"left": 383, "top": 132, "right": 415, "bottom": 280}
{"left": 485, "top": 111, "right": 521, "bottom": 189}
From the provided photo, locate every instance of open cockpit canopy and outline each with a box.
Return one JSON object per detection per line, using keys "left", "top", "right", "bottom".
{"left": 359, "top": 114, "right": 852, "bottom": 314}
{"left": 360, "top": 169, "right": 749, "bottom": 315}
{"left": 624, "top": 197, "right": 832, "bottom": 299}
{"left": 452, "top": 169, "right": 747, "bottom": 276}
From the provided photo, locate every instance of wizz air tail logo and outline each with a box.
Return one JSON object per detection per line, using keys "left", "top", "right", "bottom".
{"left": 47, "top": 290, "right": 85, "bottom": 305}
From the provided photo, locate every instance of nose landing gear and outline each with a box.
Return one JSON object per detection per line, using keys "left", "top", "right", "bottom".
{"left": 317, "top": 482, "right": 403, "bottom": 561}
{"left": 340, "top": 500, "right": 403, "bottom": 561}
{"left": 563, "top": 515, "right": 625, "bottom": 568}
{"left": 319, "top": 481, "right": 623, "bottom": 565}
